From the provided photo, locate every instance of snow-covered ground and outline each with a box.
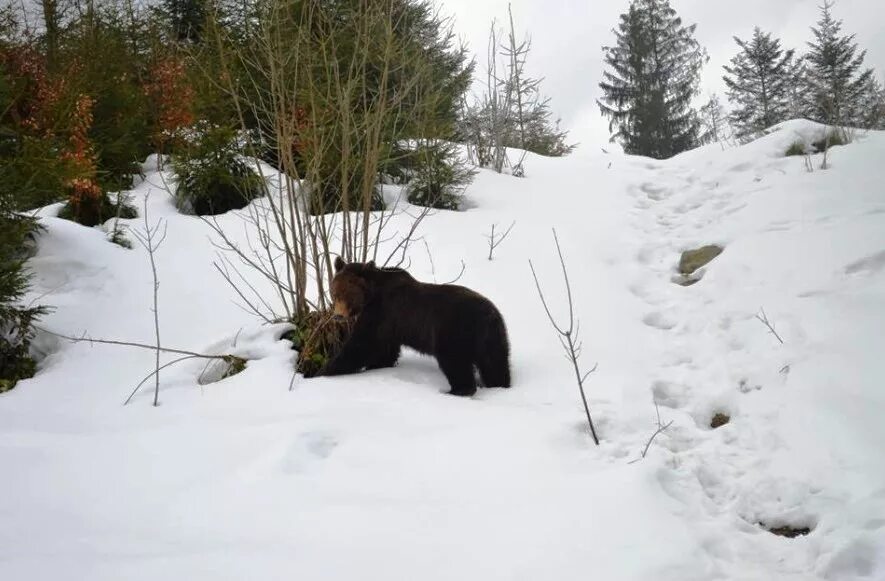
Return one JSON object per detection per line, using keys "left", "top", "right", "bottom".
{"left": 2, "top": 120, "right": 884, "bottom": 580}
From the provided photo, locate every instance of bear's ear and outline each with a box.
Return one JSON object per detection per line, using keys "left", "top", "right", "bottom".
{"left": 366, "top": 260, "right": 376, "bottom": 270}
{"left": 334, "top": 256, "right": 346, "bottom": 273}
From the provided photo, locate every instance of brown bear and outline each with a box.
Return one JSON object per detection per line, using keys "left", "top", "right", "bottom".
{"left": 312, "top": 257, "right": 511, "bottom": 396}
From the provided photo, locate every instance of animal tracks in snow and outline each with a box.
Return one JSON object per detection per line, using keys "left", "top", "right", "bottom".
{"left": 844, "top": 249, "right": 885, "bottom": 276}
{"left": 620, "top": 151, "right": 847, "bottom": 577}
{"left": 642, "top": 311, "right": 678, "bottom": 331}
{"left": 639, "top": 182, "right": 670, "bottom": 201}
{"left": 280, "top": 430, "right": 339, "bottom": 475}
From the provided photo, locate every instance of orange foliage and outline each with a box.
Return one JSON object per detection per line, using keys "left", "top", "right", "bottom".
{"left": 144, "top": 55, "right": 195, "bottom": 152}
{"left": 0, "top": 45, "right": 66, "bottom": 137}
{"left": 62, "top": 94, "right": 103, "bottom": 223}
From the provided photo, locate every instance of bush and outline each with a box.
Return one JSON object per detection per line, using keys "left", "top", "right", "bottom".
{"left": 785, "top": 140, "right": 806, "bottom": 156}
{"left": 405, "top": 140, "right": 475, "bottom": 210}
{"left": 308, "top": 169, "right": 385, "bottom": 216}
{"left": 0, "top": 136, "right": 72, "bottom": 210}
{"left": 171, "top": 123, "right": 265, "bottom": 216}
{"left": 57, "top": 192, "right": 137, "bottom": 227}
{"left": 380, "top": 141, "right": 419, "bottom": 185}
{"left": 282, "top": 310, "right": 353, "bottom": 378}
{"left": 0, "top": 46, "right": 74, "bottom": 211}
{"left": 811, "top": 129, "right": 847, "bottom": 153}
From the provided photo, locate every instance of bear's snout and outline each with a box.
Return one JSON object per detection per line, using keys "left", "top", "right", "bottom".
{"left": 333, "top": 300, "right": 351, "bottom": 319}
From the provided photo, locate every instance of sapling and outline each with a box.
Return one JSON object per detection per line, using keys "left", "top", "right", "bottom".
{"left": 529, "top": 229, "right": 600, "bottom": 445}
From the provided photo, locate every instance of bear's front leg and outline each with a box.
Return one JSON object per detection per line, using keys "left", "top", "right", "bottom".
{"left": 365, "top": 344, "right": 401, "bottom": 370}
{"left": 313, "top": 316, "right": 376, "bottom": 377}
{"left": 315, "top": 340, "right": 367, "bottom": 377}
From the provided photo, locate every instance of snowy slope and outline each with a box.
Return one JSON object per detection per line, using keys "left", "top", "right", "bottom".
{"left": 2, "top": 120, "right": 884, "bottom": 580}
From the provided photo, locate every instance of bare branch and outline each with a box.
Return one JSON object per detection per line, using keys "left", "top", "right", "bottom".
{"left": 124, "top": 355, "right": 200, "bottom": 405}
{"left": 529, "top": 228, "right": 600, "bottom": 445}
{"left": 485, "top": 220, "right": 516, "bottom": 260}
{"left": 442, "top": 260, "right": 467, "bottom": 284}
{"left": 132, "top": 194, "right": 167, "bottom": 407}
{"left": 755, "top": 307, "right": 785, "bottom": 345}
{"left": 629, "top": 402, "right": 674, "bottom": 463}
{"left": 36, "top": 328, "right": 226, "bottom": 360}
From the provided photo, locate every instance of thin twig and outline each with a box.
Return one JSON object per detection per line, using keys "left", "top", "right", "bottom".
{"left": 485, "top": 220, "right": 516, "bottom": 260}
{"left": 35, "top": 327, "right": 227, "bottom": 360}
{"left": 755, "top": 307, "right": 785, "bottom": 345}
{"left": 442, "top": 260, "right": 467, "bottom": 284}
{"left": 529, "top": 228, "right": 600, "bottom": 445}
{"left": 124, "top": 355, "right": 201, "bottom": 405}
{"left": 640, "top": 402, "right": 674, "bottom": 459}
{"left": 132, "top": 193, "right": 168, "bottom": 406}
{"left": 628, "top": 402, "right": 674, "bottom": 463}
{"left": 422, "top": 239, "right": 437, "bottom": 282}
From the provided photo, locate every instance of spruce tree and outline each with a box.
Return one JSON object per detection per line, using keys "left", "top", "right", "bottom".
{"left": 804, "top": 1, "right": 873, "bottom": 128}
{"left": 160, "top": 0, "right": 206, "bottom": 44}
{"left": 498, "top": 6, "right": 574, "bottom": 157}
{"left": 786, "top": 55, "right": 808, "bottom": 120}
{"left": 598, "top": 0, "right": 707, "bottom": 159}
{"left": 698, "top": 93, "right": 727, "bottom": 146}
{"left": 0, "top": 210, "right": 47, "bottom": 391}
{"left": 723, "top": 28, "right": 795, "bottom": 140}
{"left": 856, "top": 75, "right": 885, "bottom": 130}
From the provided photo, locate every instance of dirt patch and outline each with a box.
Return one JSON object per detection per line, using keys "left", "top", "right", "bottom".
{"left": 765, "top": 524, "right": 812, "bottom": 538}
{"left": 710, "top": 412, "right": 731, "bottom": 428}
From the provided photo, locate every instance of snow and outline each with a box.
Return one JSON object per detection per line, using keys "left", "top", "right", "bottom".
{"left": 3, "top": 119, "right": 885, "bottom": 580}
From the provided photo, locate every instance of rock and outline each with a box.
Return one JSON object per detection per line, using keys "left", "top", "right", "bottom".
{"left": 678, "top": 245, "right": 723, "bottom": 275}
{"left": 672, "top": 274, "right": 701, "bottom": 287}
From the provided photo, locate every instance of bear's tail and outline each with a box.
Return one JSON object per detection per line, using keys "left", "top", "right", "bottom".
{"left": 476, "top": 312, "right": 511, "bottom": 388}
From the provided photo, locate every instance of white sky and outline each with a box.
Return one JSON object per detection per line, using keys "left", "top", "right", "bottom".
{"left": 438, "top": 0, "right": 885, "bottom": 150}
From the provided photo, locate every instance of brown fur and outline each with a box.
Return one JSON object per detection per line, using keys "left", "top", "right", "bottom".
{"left": 314, "top": 257, "right": 512, "bottom": 396}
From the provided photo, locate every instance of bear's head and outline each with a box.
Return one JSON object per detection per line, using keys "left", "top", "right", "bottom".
{"left": 330, "top": 257, "right": 377, "bottom": 319}
{"left": 330, "top": 257, "right": 412, "bottom": 318}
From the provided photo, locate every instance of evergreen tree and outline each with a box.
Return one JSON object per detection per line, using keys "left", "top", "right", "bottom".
{"left": 518, "top": 105, "right": 575, "bottom": 156}
{"left": 405, "top": 139, "right": 475, "bottom": 210}
{"left": 0, "top": 200, "right": 47, "bottom": 392}
{"left": 598, "top": 0, "right": 707, "bottom": 159}
{"left": 856, "top": 75, "right": 885, "bottom": 130}
{"left": 786, "top": 55, "right": 808, "bottom": 120}
{"left": 698, "top": 93, "right": 728, "bottom": 146}
{"left": 804, "top": 1, "right": 873, "bottom": 127}
{"left": 497, "top": 6, "right": 574, "bottom": 157}
{"left": 160, "top": 0, "right": 206, "bottom": 44}
{"left": 723, "top": 28, "right": 795, "bottom": 140}
{"left": 456, "top": 8, "right": 573, "bottom": 167}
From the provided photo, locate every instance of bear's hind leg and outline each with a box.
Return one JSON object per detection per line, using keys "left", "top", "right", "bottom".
{"left": 476, "top": 350, "right": 511, "bottom": 388}
{"left": 437, "top": 353, "right": 477, "bottom": 396}
{"left": 476, "top": 314, "right": 511, "bottom": 388}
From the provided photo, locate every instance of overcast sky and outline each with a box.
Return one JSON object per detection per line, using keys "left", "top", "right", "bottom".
{"left": 438, "top": 0, "right": 885, "bottom": 151}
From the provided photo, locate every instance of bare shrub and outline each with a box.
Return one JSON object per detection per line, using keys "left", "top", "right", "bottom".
{"left": 199, "top": 0, "right": 466, "bottom": 374}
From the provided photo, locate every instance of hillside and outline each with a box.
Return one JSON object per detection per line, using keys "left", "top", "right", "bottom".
{"left": 2, "top": 120, "right": 884, "bottom": 580}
